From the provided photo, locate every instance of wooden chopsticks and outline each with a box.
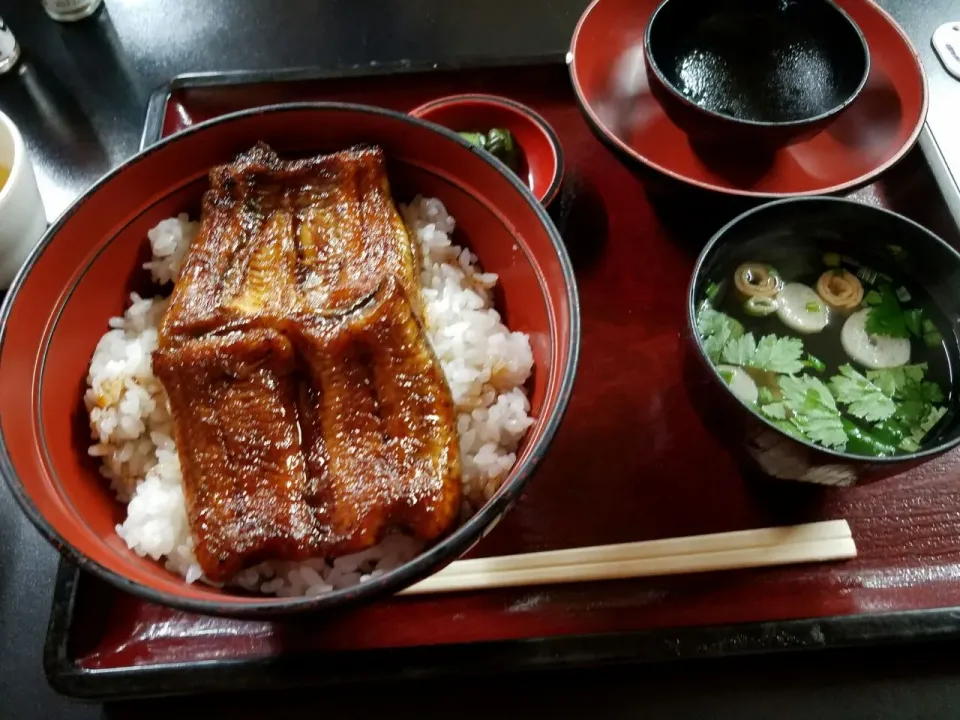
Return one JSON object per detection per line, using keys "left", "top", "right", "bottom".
{"left": 399, "top": 520, "right": 855, "bottom": 596}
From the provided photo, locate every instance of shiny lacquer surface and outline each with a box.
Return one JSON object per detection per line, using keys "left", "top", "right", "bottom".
{"left": 570, "top": 0, "right": 927, "bottom": 196}
{"left": 0, "top": 102, "right": 577, "bottom": 616}
{"left": 66, "top": 64, "right": 960, "bottom": 671}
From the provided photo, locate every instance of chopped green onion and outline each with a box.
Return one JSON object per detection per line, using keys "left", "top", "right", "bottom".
{"left": 803, "top": 354, "right": 826, "bottom": 372}
{"left": 705, "top": 281, "right": 720, "bottom": 300}
{"left": 743, "top": 296, "right": 778, "bottom": 317}
{"left": 923, "top": 319, "right": 943, "bottom": 348}
{"left": 805, "top": 301, "right": 822, "bottom": 313}
{"left": 887, "top": 244, "right": 904, "bottom": 257}
{"left": 904, "top": 308, "right": 923, "bottom": 337}
{"left": 719, "top": 368, "right": 734, "bottom": 384}
{"left": 899, "top": 436, "right": 921, "bottom": 453}
{"left": 822, "top": 252, "right": 842, "bottom": 268}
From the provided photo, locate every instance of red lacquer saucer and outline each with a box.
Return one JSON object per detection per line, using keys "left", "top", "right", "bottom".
{"left": 569, "top": 0, "right": 928, "bottom": 197}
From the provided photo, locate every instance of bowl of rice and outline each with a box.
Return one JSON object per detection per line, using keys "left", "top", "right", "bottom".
{"left": 0, "top": 103, "right": 580, "bottom": 616}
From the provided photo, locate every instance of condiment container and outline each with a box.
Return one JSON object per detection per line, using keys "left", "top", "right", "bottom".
{"left": 0, "top": 110, "right": 48, "bottom": 289}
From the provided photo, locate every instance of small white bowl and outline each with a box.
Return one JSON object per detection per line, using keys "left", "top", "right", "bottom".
{"left": 0, "top": 109, "right": 46, "bottom": 289}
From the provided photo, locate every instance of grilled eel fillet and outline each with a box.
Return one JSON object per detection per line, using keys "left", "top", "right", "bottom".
{"left": 153, "top": 144, "right": 461, "bottom": 582}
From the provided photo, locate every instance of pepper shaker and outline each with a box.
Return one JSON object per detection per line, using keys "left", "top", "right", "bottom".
{"left": 41, "top": 0, "right": 104, "bottom": 22}
{"left": 0, "top": 17, "right": 20, "bottom": 74}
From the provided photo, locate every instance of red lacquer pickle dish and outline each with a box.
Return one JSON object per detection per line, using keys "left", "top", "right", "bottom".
{"left": 688, "top": 197, "right": 960, "bottom": 486}
{"left": 570, "top": 0, "right": 927, "bottom": 197}
{"left": 0, "top": 103, "right": 580, "bottom": 617}
{"left": 643, "top": 0, "right": 870, "bottom": 151}
{"left": 410, "top": 94, "right": 564, "bottom": 205}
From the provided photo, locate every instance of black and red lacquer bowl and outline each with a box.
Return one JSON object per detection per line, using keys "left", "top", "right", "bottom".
{"left": 686, "top": 197, "right": 960, "bottom": 487}
{"left": 410, "top": 94, "right": 564, "bottom": 206}
{"left": 569, "top": 0, "right": 927, "bottom": 197}
{"left": 0, "top": 104, "right": 580, "bottom": 617}
{"left": 643, "top": 0, "right": 870, "bottom": 152}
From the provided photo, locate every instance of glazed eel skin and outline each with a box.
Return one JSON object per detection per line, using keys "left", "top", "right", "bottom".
{"left": 152, "top": 144, "right": 461, "bottom": 582}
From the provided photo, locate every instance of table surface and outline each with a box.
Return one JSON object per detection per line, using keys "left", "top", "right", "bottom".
{"left": 2, "top": 0, "right": 960, "bottom": 717}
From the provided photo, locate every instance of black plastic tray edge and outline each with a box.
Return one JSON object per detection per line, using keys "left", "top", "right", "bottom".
{"left": 138, "top": 53, "right": 568, "bottom": 150}
{"left": 44, "top": 54, "right": 960, "bottom": 702}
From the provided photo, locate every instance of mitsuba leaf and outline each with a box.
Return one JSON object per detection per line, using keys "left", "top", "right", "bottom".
{"left": 828, "top": 364, "right": 896, "bottom": 422}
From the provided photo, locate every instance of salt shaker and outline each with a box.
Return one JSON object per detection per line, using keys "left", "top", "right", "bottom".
{"left": 0, "top": 17, "right": 21, "bottom": 75}
{"left": 42, "top": 0, "right": 104, "bottom": 22}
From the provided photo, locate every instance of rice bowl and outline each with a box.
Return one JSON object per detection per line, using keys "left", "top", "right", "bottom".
{"left": 86, "top": 196, "right": 536, "bottom": 596}
{"left": 0, "top": 103, "right": 578, "bottom": 616}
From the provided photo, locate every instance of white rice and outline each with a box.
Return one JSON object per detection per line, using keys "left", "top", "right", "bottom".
{"left": 84, "top": 196, "right": 535, "bottom": 596}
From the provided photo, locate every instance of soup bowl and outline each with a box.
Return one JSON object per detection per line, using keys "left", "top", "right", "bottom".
{"left": 687, "top": 197, "right": 960, "bottom": 486}
{"left": 0, "top": 103, "right": 580, "bottom": 617}
{"left": 644, "top": 0, "right": 870, "bottom": 151}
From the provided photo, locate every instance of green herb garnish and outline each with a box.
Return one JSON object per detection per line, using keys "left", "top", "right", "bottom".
{"left": 865, "top": 284, "right": 910, "bottom": 338}
{"left": 757, "top": 386, "right": 776, "bottom": 406}
{"left": 766, "top": 375, "right": 847, "bottom": 449}
{"left": 829, "top": 364, "right": 897, "bottom": 423}
{"left": 750, "top": 334, "right": 805, "bottom": 374}
{"left": 698, "top": 295, "right": 948, "bottom": 456}
{"left": 922, "top": 318, "right": 943, "bottom": 348}
{"left": 720, "top": 332, "right": 804, "bottom": 375}
{"left": 903, "top": 308, "right": 923, "bottom": 338}
{"left": 865, "top": 364, "right": 946, "bottom": 444}
{"left": 696, "top": 302, "right": 743, "bottom": 363}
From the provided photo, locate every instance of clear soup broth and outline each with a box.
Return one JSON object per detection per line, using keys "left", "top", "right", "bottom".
{"left": 697, "top": 244, "right": 954, "bottom": 458}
